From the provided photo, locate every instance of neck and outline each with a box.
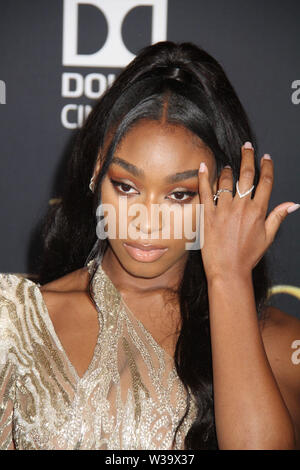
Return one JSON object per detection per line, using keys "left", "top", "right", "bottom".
{"left": 100, "top": 243, "right": 186, "bottom": 296}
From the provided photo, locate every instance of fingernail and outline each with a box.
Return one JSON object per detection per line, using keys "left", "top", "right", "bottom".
{"left": 199, "top": 162, "right": 206, "bottom": 173}
{"left": 224, "top": 165, "right": 231, "bottom": 168}
{"left": 287, "top": 203, "right": 300, "bottom": 214}
{"left": 262, "top": 153, "right": 272, "bottom": 160}
{"left": 243, "top": 141, "right": 253, "bottom": 149}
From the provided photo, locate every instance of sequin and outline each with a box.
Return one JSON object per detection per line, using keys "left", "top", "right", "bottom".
{"left": 0, "top": 258, "right": 197, "bottom": 449}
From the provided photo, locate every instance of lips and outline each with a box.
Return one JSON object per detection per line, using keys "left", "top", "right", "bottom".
{"left": 124, "top": 241, "right": 167, "bottom": 251}
{"left": 123, "top": 241, "right": 168, "bottom": 262}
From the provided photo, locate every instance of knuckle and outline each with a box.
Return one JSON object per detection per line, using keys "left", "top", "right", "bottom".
{"left": 200, "top": 190, "right": 210, "bottom": 201}
{"left": 241, "top": 167, "right": 255, "bottom": 180}
{"left": 261, "top": 174, "right": 273, "bottom": 185}
{"left": 275, "top": 211, "right": 285, "bottom": 222}
{"left": 219, "top": 174, "right": 232, "bottom": 184}
{"left": 256, "top": 205, "right": 266, "bottom": 219}
{"left": 251, "top": 201, "right": 265, "bottom": 218}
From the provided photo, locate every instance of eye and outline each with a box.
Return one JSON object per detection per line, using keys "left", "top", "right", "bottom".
{"left": 110, "top": 178, "right": 196, "bottom": 203}
{"left": 110, "top": 178, "right": 139, "bottom": 195}
{"left": 168, "top": 191, "right": 197, "bottom": 203}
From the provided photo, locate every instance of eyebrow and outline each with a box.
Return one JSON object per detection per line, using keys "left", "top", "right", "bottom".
{"left": 111, "top": 156, "right": 199, "bottom": 183}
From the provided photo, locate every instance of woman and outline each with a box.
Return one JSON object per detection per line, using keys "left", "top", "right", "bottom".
{"left": 0, "top": 41, "right": 299, "bottom": 450}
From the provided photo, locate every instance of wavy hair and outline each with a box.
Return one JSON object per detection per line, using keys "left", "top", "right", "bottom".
{"left": 37, "top": 41, "right": 271, "bottom": 449}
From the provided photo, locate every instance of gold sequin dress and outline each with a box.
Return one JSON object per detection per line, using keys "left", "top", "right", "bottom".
{"left": 0, "top": 257, "right": 197, "bottom": 450}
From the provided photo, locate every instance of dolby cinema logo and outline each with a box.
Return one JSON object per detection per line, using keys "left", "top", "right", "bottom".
{"left": 61, "top": 0, "right": 168, "bottom": 129}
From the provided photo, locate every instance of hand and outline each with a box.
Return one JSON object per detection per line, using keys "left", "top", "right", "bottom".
{"left": 198, "top": 142, "right": 299, "bottom": 281}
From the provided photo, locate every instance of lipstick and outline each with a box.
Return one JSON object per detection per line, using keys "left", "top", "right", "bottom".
{"left": 123, "top": 242, "right": 168, "bottom": 262}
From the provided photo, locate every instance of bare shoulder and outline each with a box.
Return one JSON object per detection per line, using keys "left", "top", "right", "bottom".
{"left": 39, "top": 266, "right": 94, "bottom": 326}
{"left": 40, "top": 266, "right": 90, "bottom": 293}
{"left": 260, "top": 305, "right": 300, "bottom": 388}
{"left": 38, "top": 267, "right": 99, "bottom": 379}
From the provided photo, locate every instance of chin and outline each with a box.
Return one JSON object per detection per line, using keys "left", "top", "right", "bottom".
{"left": 109, "top": 241, "right": 173, "bottom": 279}
{"left": 121, "top": 252, "right": 171, "bottom": 279}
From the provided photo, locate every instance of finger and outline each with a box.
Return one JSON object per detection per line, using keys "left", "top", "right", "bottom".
{"left": 198, "top": 161, "right": 215, "bottom": 212}
{"left": 265, "top": 202, "right": 299, "bottom": 245}
{"left": 234, "top": 142, "right": 255, "bottom": 202}
{"left": 253, "top": 154, "right": 273, "bottom": 216}
{"left": 215, "top": 165, "right": 233, "bottom": 208}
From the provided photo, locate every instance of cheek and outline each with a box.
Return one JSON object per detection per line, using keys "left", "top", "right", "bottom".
{"left": 100, "top": 178, "right": 117, "bottom": 205}
{"left": 176, "top": 198, "right": 200, "bottom": 236}
{"left": 100, "top": 179, "right": 122, "bottom": 218}
{"left": 163, "top": 203, "right": 199, "bottom": 247}
{"left": 98, "top": 180, "right": 120, "bottom": 237}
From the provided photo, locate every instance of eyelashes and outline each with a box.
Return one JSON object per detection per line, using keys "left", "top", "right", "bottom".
{"left": 168, "top": 190, "right": 197, "bottom": 203}
{"left": 109, "top": 178, "right": 197, "bottom": 204}
{"left": 110, "top": 179, "right": 136, "bottom": 195}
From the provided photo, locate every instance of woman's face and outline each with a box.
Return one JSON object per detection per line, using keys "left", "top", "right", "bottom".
{"left": 98, "top": 119, "right": 217, "bottom": 279}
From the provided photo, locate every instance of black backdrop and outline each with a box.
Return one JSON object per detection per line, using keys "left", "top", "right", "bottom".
{"left": 0, "top": 0, "right": 299, "bottom": 319}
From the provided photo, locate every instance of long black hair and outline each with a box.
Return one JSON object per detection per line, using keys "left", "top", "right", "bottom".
{"left": 37, "top": 41, "right": 271, "bottom": 449}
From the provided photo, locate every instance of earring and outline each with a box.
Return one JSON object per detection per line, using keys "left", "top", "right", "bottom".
{"left": 89, "top": 176, "right": 95, "bottom": 193}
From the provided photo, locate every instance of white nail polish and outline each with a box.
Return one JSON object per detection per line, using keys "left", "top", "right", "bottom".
{"left": 287, "top": 204, "right": 300, "bottom": 214}
{"left": 243, "top": 141, "right": 253, "bottom": 149}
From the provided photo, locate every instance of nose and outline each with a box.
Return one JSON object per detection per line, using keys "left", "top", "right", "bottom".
{"left": 129, "top": 199, "right": 163, "bottom": 238}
